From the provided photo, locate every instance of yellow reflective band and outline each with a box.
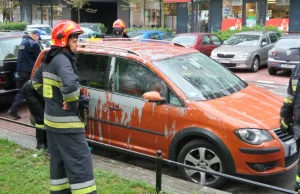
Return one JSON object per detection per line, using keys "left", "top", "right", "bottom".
{"left": 64, "top": 95, "right": 79, "bottom": 102}
{"left": 292, "top": 85, "right": 297, "bottom": 92}
{"left": 33, "top": 83, "right": 42, "bottom": 90}
{"left": 44, "top": 118, "right": 84, "bottom": 129}
{"left": 297, "top": 175, "right": 300, "bottom": 182}
{"left": 50, "top": 183, "right": 70, "bottom": 191}
{"left": 43, "top": 78, "right": 62, "bottom": 88}
{"left": 284, "top": 97, "right": 293, "bottom": 104}
{"left": 72, "top": 185, "right": 96, "bottom": 194}
{"left": 281, "top": 120, "right": 288, "bottom": 128}
{"left": 35, "top": 124, "right": 44, "bottom": 129}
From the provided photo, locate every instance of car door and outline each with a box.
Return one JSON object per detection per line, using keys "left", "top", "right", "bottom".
{"left": 259, "top": 34, "right": 272, "bottom": 64}
{"left": 209, "top": 34, "right": 223, "bottom": 55}
{"left": 110, "top": 57, "right": 170, "bottom": 156}
{"left": 199, "top": 35, "right": 214, "bottom": 56}
{"left": 77, "top": 53, "right": 125, "bottom": 146}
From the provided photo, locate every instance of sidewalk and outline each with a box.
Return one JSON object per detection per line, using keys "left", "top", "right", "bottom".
{"left": 0, "top": 107, "right": 230, "bottom": 194}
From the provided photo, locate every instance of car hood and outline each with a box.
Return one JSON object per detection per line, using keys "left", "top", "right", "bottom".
{"left": 200, "top": 84, "right": 282, "bottom": 130}
{"left": 213, "top": 45, "right": 256, "bottom": 54}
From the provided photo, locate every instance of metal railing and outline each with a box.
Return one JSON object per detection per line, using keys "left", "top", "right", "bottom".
{"left": 0, "top": 116, "right": 298, "bottom": 194}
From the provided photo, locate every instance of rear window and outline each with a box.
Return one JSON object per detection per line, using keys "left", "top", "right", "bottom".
{"left": 172, "top": 35, "right": 196, "bottom": 46}
{"left": 275, "top": 38, "right": 300, "bottom": 49}
{"left": 0, "top": 37, "right": 22, "bottom": 61}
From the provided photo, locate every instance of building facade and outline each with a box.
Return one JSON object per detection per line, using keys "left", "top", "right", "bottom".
{"left": 19, "top": 0, "right": 300, "bottom": 33}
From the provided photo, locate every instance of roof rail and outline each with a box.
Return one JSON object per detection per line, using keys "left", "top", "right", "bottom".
{"left": 79, "top": 43, "right": 141, "bottom": 56}
{"left": 101, "top": 38, "right": 188, "bottom": 48}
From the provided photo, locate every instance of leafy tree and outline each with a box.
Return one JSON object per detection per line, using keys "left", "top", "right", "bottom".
{"left": 64, "top": 0, "right": 97, "bottom": 23}
{"left": 0, "top": 0, "right": 19, "bottom": 22}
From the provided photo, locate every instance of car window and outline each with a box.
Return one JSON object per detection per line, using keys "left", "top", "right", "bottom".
{"left": 172, "top": 35, "right": 196, "bottom": 46}
{"left": 161, "top": 33, "right": 173, "bottom": 41}
{"left": 169, "top": 90, "right": 183, "bottom": 106}
{"left": 276, "top": 32, "right": 282, "bottom": 38}
{"left": 148, "top": 33, "right": 160, "bottom": 40}
{"left": 153, "top": 53, "right": 247, "bottom": 101}
{"left": 269, "top": 33, "right": 278, "bottom": 43}
{"left": 224, "top": 34, "right": 260, "bottom": 46}
{"left": 210, "top": 35, "right": 222, "bottom": 45}
{"left": 0, "top": 37, "right": 22, "bottom": 61}
{"left": 202, "top": 35, "right": 212, "bottom": 45}
{"left": 261, "top": 35, "right": 270, "bottom": 45}
{"left": 274, "top": 38, "right": 300, "bottom": 49}
{"left": 77, "top": 53, "right": 110, "bottom": 90}
{"left": 114, "top": 58, "right": 166, "bottom": 97}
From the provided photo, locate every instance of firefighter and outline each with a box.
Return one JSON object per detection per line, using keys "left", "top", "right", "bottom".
{"left": 22, "top": 78, "right": 47, "bottom": 150}
{"left": 280, "top": 62, "right": 300, "bottom": 192}
{"left": 32, "top": 20, "right": 96, "bottom": 193}
{"left": 112, "top": 19, "right": 129, "bottom": 38}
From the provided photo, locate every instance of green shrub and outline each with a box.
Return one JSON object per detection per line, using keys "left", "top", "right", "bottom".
{"left": 126, "top": 27, "right": 174, "bottom": 34}
{"left": 0, "top": 22, "right": 27, "bottom": 30}
{"left": 212, "top": 25, "right": 284, "bottom": 41}
{"left": 98, "top": 23, "right": 107, "bottom": 34}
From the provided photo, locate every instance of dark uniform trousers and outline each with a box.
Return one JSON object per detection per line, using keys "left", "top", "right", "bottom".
{"left": 48, "top": 131, "right": 96, "bottom": 194}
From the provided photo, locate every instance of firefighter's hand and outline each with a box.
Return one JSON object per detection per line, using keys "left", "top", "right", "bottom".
{"left": 62, "top": 101, "right": 70, "bottom": 110}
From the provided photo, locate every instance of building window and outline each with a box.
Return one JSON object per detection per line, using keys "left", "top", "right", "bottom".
{"left": 266, "top": 0, "right": 289, "bottom": 31}
{"left": 188, "top": 0, "right": 210, "bottom": 33}
{"left": 164, "top": 3, "right": 177, "bottom": 30}
{"left": 130, "top": 1, "right": 145, "bottom": 28}
{"left": 221, "top": 0, "right": 242, "bottom": 31}
{"left": 145, "top": 0, "right": 161, "bottom": 28}
{"left": 32, "top": 5, "right": 41, "bottom": 24}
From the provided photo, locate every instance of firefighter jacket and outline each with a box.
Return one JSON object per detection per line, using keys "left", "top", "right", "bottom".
{"left": 32, "top": 50, "right": 84, "bottom": 133}
{"left": 281, "top": 64, "right": 300, "bottom": 138}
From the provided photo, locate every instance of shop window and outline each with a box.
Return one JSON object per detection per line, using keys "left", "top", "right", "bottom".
{"left": 164, "top": 3, "right": 177, "bottom": 30}
{"left": 266, "top": 0, "right": 290, "bottom": 31}
{"left": 145, "top": 0, "right": 161, "bottom": 28}
{"left": 130, "top": 2, "right": 145, "bottom": 28}
{"left": 77, "top": 54, "right": 110, "bottom": 90}
{"left": 221, "top": 0, "right": 243, "bottom": 31}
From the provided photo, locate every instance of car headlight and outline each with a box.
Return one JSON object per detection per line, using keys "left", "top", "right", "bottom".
{"left": 235, "top": 52, "right": 250, "bottom": 59}
{"left": 211, "top": 52, "right": 217, "bottom": 57}
{"left": 234, "top": 128, "right": 273, "bottom": 145}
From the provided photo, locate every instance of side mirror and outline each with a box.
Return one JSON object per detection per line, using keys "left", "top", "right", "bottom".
{"left": 261, "top": 41, "right": 267, "bottom": 47}
{"left": 142, "top": 91, "right": 166, "bottom": 103}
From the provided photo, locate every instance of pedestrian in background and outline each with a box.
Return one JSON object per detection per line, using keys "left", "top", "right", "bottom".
{"left": 7, "top": 30, "right": 41, "bottom": 120}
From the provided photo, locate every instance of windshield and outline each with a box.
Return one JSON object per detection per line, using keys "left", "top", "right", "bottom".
{"left": 172, "top": 35, "right": 196, "bottom": 46}
{"left": 28, "top": 26, "right": 52, "bottom": 35}
{"left": 275, "top": 38, "right": 300, "bottom": 49}
{"left": 153, "top": 53, "right": 247, "bottom": 101}
{"left": 224, "top": 34, "right": 260, "bottom": 46}
{"left": 79, "top": 24, "right": 101, "bottom": 33}
{"left": 0, "top": 37, "right": 22, "bottom": 61}
{"left": 127, "top": 31, "right": 144, "bottom": 38}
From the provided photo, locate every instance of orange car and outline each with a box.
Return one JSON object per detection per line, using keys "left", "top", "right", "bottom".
{"left": 31, "top": 39, "right": 298, "bottom": 188}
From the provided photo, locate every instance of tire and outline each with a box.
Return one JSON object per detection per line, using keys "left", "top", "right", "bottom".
{"left": 178, "top": 140, "right": 227, "bottom": 188}
{"left": 268, "top": 67, "right": 277, "bottom": 75}
{"left": 250, "top": 56, "right": 260, "bottom": 72}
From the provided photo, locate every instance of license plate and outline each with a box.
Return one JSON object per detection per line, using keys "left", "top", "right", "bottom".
{"left": 280, "top": 64, "right": 296, "bottom": 68}
{"left": 219, "top": 59, "right": 230, "bottom": 63}
{"left": 289, "top": 142, "right": 297, "bottom": 156}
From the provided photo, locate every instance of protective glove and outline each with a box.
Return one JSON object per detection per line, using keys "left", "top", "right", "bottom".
{"left": 280, "top": 118, "right": 293, "bottom": 133}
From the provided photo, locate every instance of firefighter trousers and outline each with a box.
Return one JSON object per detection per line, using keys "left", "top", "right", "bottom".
{"left": 47, "top": 131, "right": 97, "bottom": 194}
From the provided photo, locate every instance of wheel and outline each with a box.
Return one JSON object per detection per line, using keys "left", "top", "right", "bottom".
{"left": 178, "top": 140, "right": 227, "bottom": 188}
{"left": 268, "top": 67, "right": 277, "bottom": 75}
{"left": 250, "top": 56, "right": 260, "bottom": 72}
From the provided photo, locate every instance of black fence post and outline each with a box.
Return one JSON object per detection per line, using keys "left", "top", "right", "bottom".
{"left": 156, "top": 150, "right": 162, "bottom": 194}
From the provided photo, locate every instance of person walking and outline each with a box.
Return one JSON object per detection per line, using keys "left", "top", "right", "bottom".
{"left": 7, "top": 30, "right": 41, "bottom": 120}
{"left": 32, "top": 20, "right": 96, "bottom": 193}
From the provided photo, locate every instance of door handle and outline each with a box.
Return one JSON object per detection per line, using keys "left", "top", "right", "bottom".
{"left": 109, "top": 106, "right": 121, "bottom": 111}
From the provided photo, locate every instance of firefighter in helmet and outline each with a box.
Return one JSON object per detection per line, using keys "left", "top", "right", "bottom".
{"left": 32, "top": 20, "right": 96, "bottom": 193}
{"left": 112, "top": 19, "right": 129, "bottom": 38}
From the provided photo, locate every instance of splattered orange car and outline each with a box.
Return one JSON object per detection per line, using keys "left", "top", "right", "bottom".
{"left": 31, "top": 39, "right": 298, "bottom": 188}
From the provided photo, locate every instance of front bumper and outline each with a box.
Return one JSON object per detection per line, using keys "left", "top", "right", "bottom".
{"left": 268, "top": 58, "right": 299, "bottom": 70}
{"left": 211, "top": 56, "right": 252, "bottom": 69}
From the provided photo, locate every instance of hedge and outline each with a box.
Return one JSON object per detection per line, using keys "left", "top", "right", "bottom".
{"left": 0, "top": 22, "right": 27, "bottom": 30}
{"left": 212, "top": 25, "right": 284, "bottom": 41}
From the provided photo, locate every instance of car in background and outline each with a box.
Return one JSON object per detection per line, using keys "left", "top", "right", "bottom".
{"left": 172, "top": 33, "right": 222, "bottom": 56}
{"left": 25, "top": 24, "right": 52, "bottom": 40}
{"left": 0, "top": 35, "right": 47, "bottom": 105}
{"left": 267, "top": 34, "right": 300, "bottom": 75}
{"left": 127, "top": 30, "right": 173, "bottom": 41}
{"left": 78, "top": 23, "right": 104, "bottom": 41}
{"left": 31, "top": 39, "right": 297, "bottom": 188}
{"left": 211, "top": 31, "right": 281, "bottom": 72}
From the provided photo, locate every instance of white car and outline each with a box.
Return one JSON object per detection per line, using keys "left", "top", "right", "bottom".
{"left": 25, "top": 24, "right": 52, "bottom": 40}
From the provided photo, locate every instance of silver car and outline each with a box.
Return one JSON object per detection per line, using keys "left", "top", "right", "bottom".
{"left": 267, "top": 34, "right": 300, "bottom": 75}
{"left": 211, "top": 31, "right": 281, "bottom": 72}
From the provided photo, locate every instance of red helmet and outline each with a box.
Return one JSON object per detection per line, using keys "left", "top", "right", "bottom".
{"left": 51, "top": 20, "right": 83, "bottom": 47}
{"left": 113, "top": 19, "right": 126, "bottom": 29}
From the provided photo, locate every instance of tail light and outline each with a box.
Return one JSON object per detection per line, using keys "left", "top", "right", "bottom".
{"left": 272, "top": 51, "right": 277, "bottom": 56}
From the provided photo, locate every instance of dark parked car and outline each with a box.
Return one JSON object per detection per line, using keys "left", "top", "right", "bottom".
{"left": 172, "top": 33, "right": 222, "bottom": 56}
{"left": 267, "top": 34, "right": 300, "bottom": 75}
{"left": 0, "top": 35, "right": 46, "bottom": 104}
